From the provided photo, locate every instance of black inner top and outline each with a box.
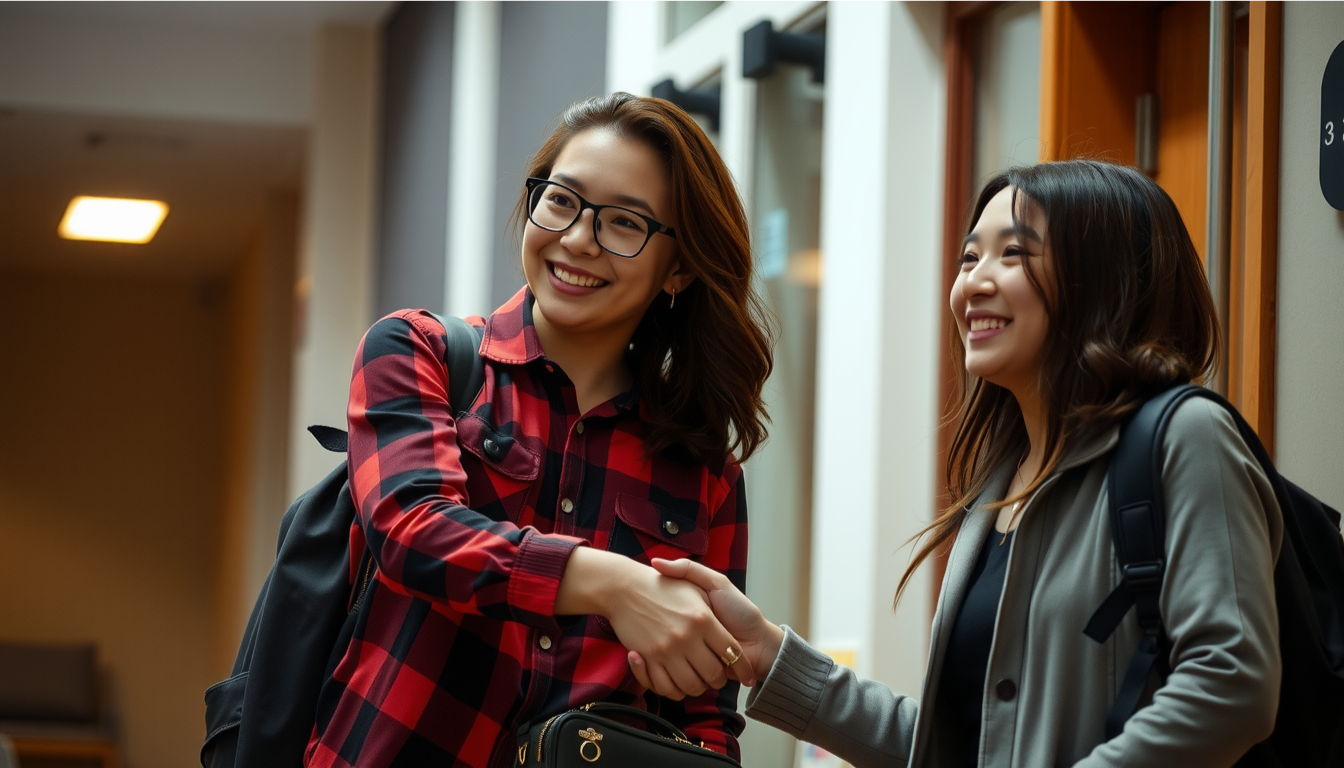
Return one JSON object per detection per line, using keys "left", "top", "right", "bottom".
{"left": 940, "top": 527, "right": 1014, "bottom": 768}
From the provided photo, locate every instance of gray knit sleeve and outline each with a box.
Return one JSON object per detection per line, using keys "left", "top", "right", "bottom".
{"left": 745, "top": 626, "right": 919, "bottom": 768}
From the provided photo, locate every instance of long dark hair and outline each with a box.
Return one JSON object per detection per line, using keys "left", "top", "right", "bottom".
{"left": 516, "top": 92, "right": 774, "bottom": 466}
{"left": 897, "top": 160, "right": 1219, "bottom": 600}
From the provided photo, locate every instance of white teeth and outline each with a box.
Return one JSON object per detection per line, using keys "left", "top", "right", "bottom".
{"left": 553, "top": 265, "right": 606, "bottom": 288}
{"left": 969, "top": 317, "right": 1008, "bottom": 331}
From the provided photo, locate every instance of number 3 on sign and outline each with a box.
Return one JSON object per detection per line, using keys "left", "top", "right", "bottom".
{"left": 1320, "top": 40, "right": 1344, "bottom": 209}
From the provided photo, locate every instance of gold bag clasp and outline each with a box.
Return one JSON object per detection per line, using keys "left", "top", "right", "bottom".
{"left": 578, "top": 728, "right": 603, "bottom": 763}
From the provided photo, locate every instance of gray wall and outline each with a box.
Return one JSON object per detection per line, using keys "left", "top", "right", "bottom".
{"left": 490, "top": 2, "right": 609, "bottom": 309}
{"left": 375, "top": 1, "right": 608, "bottom": 316}
{"left": 1276, "top": 7, "right": 1344, "bottom": 510}
{"left": 376, "top": 1, "right": 454, "bottom": 318}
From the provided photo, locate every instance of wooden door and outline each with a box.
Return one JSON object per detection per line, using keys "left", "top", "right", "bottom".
{"left": 1037, "top": 0, "right": 1282, "bottom": 452}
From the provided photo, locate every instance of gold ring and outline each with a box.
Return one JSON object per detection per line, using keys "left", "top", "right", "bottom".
{"left": 720, "top": 646, "right": 741, "bottom": 666}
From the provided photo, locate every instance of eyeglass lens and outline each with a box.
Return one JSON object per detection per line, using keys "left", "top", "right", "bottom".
{"left": 528, "top": 181, "right": 650, "bottom": 257}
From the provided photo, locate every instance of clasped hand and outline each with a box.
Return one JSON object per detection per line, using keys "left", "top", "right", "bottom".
{"left": 556, "top": 548, "right": 760, "bottom": 701}
{"left": 626, "top": 558, "right": 785, "bottom": 701}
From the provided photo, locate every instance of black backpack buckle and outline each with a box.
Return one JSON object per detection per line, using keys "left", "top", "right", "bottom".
{"left": 1121, "top": 561, "right": 1163, "bottom": 590}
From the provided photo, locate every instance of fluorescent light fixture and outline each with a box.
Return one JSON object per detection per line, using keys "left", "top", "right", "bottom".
{"left": 58, "top": 196, "right": 169, "bottom": 244}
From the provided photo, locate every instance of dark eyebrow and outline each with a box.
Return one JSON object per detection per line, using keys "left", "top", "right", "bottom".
{"left": 552, "top": 173, "right": 658, "bottom": 217}
{"left": 962, "top": 225, "right": 1043, "bottom": 250}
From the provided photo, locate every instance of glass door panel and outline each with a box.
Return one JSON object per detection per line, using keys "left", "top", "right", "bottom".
{"left": 973, "top": 1, "right": 1042, "bottom": 182}
{"left": 742, "top": 15, "right": 824, "bottom": 768}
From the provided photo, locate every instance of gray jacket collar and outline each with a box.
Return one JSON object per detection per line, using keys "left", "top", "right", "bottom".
{"left": 973, "top": 423, "right": 1121, "bottom": 515}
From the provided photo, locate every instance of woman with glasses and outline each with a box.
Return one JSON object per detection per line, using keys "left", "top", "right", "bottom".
{"left": 637, "top": 161, "right": 1282, "bottom": 767}
{"left": 304, "top": 93, "right": 773, "bottom": 768}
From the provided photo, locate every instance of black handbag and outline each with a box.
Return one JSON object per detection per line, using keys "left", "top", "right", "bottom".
{"left": 514, "top": 702, "right": 741, "bottom": 767}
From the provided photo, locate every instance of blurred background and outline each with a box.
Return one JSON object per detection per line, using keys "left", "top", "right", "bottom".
{"left": 0, "top": 2, "right": 1339, "bottom": 767}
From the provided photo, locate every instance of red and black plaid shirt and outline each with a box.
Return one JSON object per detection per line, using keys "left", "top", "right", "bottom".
{"left": 305, "top": 289, "right": 749, "bottom": 768}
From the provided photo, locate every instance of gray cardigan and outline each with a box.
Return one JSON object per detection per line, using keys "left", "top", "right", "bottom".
{"left": 746, "top": 398, "right": 1283, "bottom": 767}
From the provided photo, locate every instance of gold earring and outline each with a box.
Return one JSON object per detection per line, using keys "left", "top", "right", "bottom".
{"left": 669, "top": 288, "right": 676, "bottom": 309}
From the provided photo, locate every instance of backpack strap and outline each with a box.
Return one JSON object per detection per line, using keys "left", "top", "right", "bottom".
{"left": 431, "top": 313, "right": 487, "bottom": 419}
{"left": 1083, "top": 383, "right": 1202, "bottom": 739}
{"left": 308, "top": 424, "right": 350, "bottom": 453}
{"left": 306, "top": 314, "right": 487, "bottom": 454}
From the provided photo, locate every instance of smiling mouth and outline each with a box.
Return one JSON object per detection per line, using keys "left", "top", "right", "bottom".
{"left": 551, "top": 263, "right": 608, "bottom": 288}
{"left": 969, "top": 317, "right": 1009, "bottom": 331}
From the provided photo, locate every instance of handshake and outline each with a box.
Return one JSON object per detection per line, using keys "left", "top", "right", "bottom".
{"left": 623, "top": 558, "right": 786, "bottom": 702}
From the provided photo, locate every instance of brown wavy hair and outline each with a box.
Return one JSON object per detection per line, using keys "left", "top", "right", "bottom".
{"left": 897, "top": 160, "right": 1219, "bottom": 601}
{"left": 514, "top": 92, "right": 774, "bottom": 466}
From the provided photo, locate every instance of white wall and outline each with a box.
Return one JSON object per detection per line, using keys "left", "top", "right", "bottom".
{"left": 1275, "top": 6, "right": 1344, "bottom": 510}
{"left": 813, "top": 0, "right": 944, "bottom": 699}
{"left": 0, "top": 16, "right": 306, "bottom": 124}
{"left": 446, "top": 1, "right": 501, "bottom": 320}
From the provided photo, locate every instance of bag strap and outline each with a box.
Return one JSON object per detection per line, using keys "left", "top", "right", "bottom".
{"left": 1084, "top": 383, "right": 1273, "bottom": 739}
{"left": 306, "top": 314, "right": 487, "bottom": 454}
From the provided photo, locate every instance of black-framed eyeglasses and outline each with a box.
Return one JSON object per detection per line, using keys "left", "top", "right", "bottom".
{"left": 525, "top": 177, "right": 676, "bottom": 258}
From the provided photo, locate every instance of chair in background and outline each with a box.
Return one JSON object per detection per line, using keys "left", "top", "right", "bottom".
{"left": 0, "top": 642, "right": 119, "bottom": 768}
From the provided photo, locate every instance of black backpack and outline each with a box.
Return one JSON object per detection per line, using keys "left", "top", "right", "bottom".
{"left": 201, "top": 315, "right": 485, "bottom": 768}
{"left": 1084, "top": 384, "right": 1344, "bottom": 766}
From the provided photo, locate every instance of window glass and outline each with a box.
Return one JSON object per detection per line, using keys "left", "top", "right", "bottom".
{"left": 665, "top": 1, "right": 722, "bottom": 43}
{"left": 973, "top": 2, "right": 1042, "bottom": 183}
{"left": 743, "top": 18, "right": 825, "bottom": 768}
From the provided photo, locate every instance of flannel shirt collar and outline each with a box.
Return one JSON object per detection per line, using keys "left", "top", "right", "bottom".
{"left": 480, "top": 287, "right": 642, "bottom": 417}
{"left": 480, "top": 287, "right": 546, "bottom": 365}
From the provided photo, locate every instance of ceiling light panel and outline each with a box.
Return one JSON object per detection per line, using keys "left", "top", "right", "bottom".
{"left": 58, "top": 196, "right": 169, "bottom": 244}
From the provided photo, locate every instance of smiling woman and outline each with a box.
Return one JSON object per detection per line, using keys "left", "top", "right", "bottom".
{"left": 514, "top": 93, "right": 773, "bottom": 462}
{"left": 304, "top": 93, "right": 774, "bottom": 768}
{"left": 644, "top": 160, "right": 1283, "bottom": 768}
{"left": 520, "top": 127, "right": 689, "bottom": 400}
{"left": 950, "top": 187, "right": 1051, "bottom": 400}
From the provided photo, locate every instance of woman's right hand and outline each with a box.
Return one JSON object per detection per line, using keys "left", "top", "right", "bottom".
{"left": 629, "top": 558, "right": 785, "bottom": 694}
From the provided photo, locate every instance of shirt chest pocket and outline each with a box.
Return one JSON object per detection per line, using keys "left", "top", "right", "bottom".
{"left": 455, "top": 413, "right": 541, "bottom": 521}
{"left": 607, "top": 493, "right": 709, "bottom": 563}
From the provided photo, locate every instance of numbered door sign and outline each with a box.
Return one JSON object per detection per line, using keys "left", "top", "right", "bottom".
{"left": 1324, "top": 40, "right": 1344, "bottom": 210}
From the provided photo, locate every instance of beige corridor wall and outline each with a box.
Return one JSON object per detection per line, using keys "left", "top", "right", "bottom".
{"left": 288, "top": 24, "right": 381, "bottom": 501}
{"left": 211, "top": 191, "right": 298, "bottom": 677}
{"left": 1275, "top": 7, "right": 1344, "bottom": 510}
{"left": 0, "top": 271, "right": 226, "bottom": 768}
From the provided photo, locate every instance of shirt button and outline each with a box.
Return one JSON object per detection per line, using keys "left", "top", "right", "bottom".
{"left": 995, "top": 678, "right": 1017, "bottom": 701}
{"left": 663, "top": 519, "right": 680, "bottom": 535}
{"left": 539, "top": 635, "right": 553, "bottom": 650}
{"left": 483, "top": 438, "right": 500, "bottom": 457}
{"left": 576, "top": 421, "right": 585, "bottom": 434}
{"left": 560, "top": 498, "right": 574, "bottom": 514}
